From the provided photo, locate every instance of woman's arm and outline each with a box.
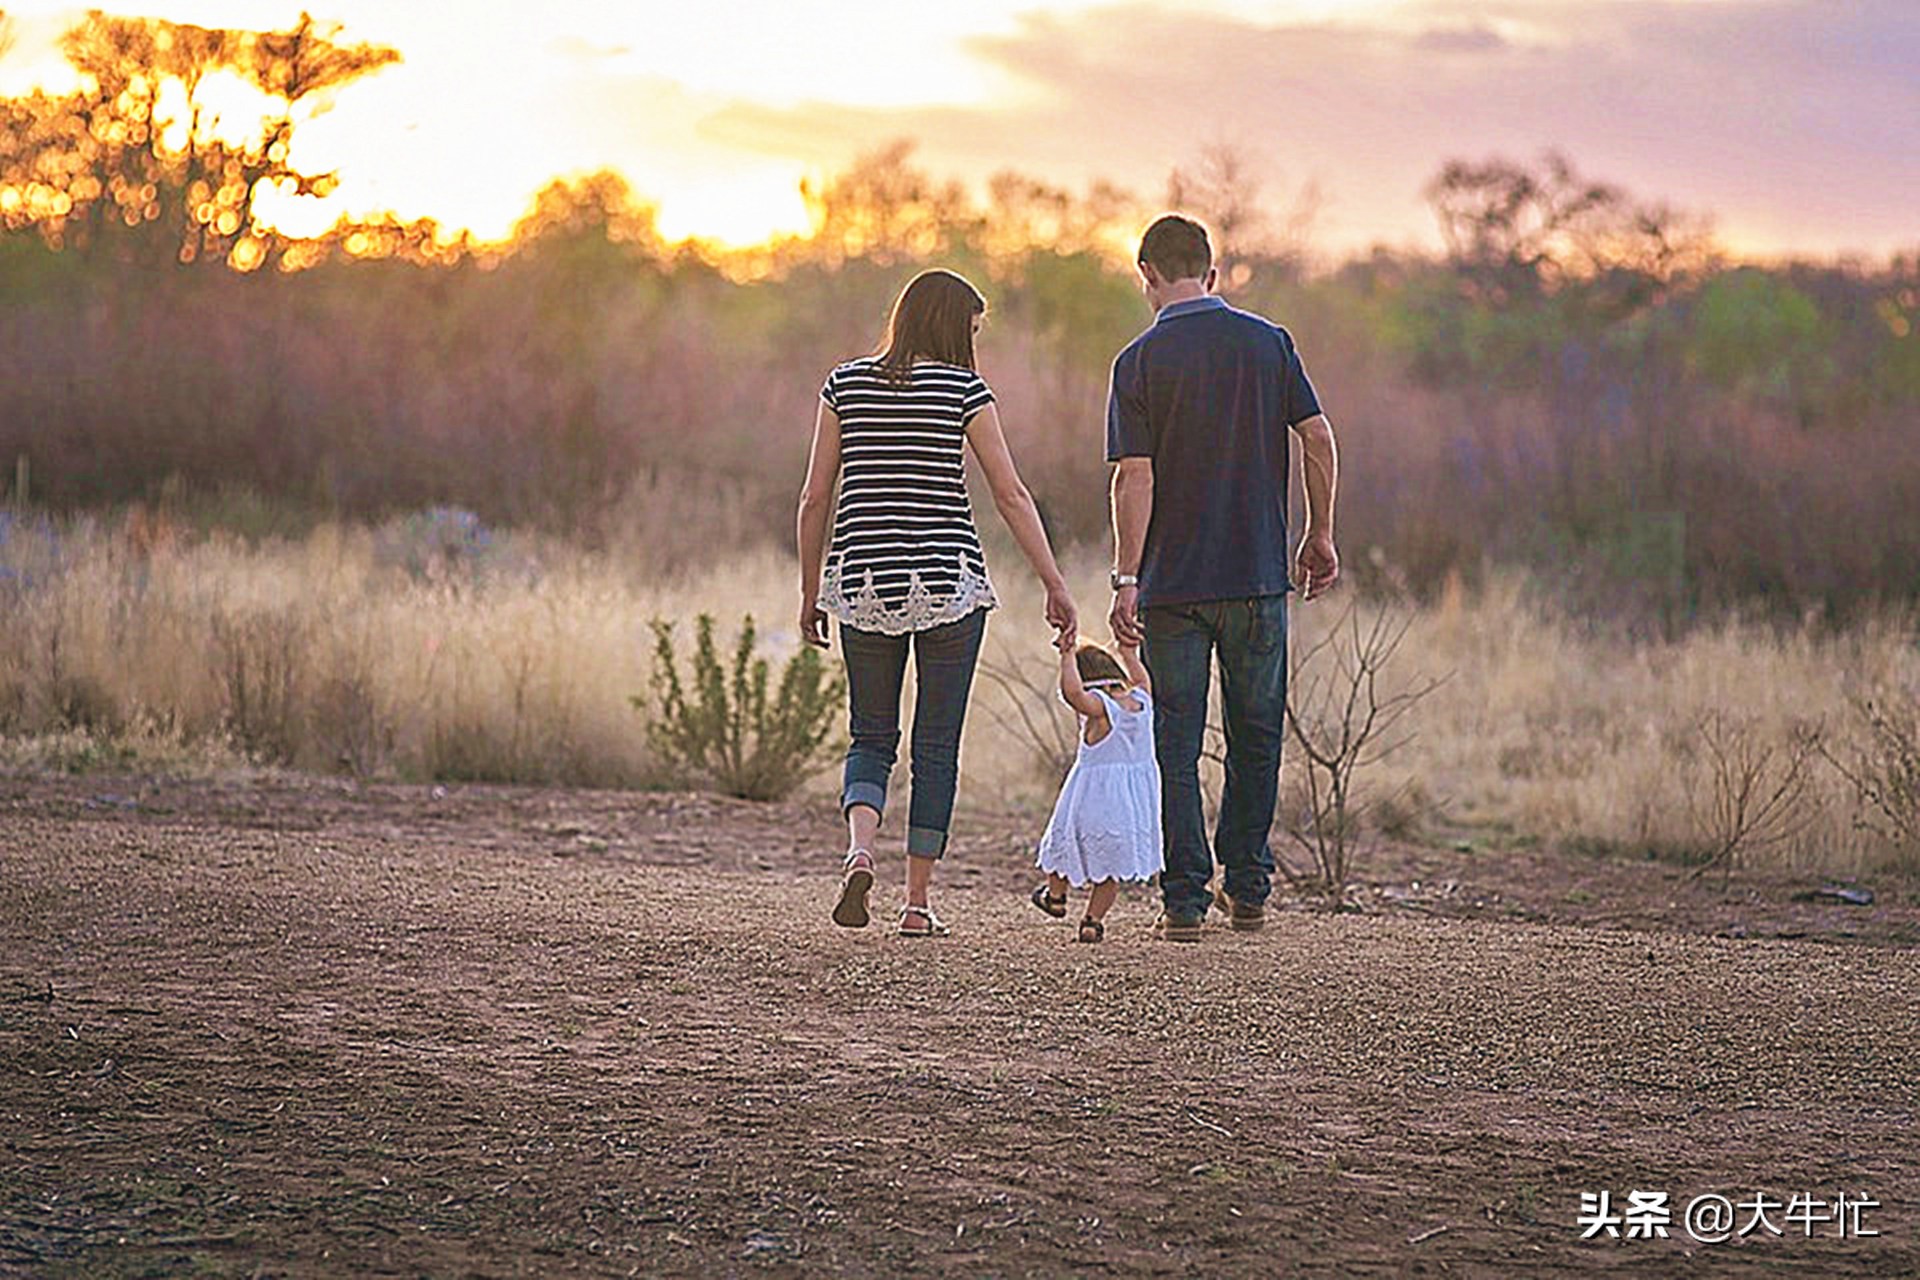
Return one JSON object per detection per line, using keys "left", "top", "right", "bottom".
{"left": 1058, "top": 643, "right": 1106, "bottom": 718}
{"left": 965, "top": 403, "right": 1076, "bottom": 646}
{"left": 795, "top": 401, "right": 841, "bottom": 647}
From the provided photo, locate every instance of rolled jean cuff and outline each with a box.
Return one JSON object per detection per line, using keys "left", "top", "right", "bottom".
{"left": 842, "top": 780, "right": 887, "bottom": 818}
{"left": 905, "top": 825, "right": 948, "bottom": 859}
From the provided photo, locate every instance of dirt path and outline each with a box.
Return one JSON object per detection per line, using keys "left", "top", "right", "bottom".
{"left": 2, "top": 773, "right": 1917, "bottom": 1277}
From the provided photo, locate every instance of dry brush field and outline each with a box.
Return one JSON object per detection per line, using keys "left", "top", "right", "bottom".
{"left": 3, "top": 515, "right": 1917, "bottom": 878}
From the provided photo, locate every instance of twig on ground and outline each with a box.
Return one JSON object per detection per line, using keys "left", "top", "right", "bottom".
{"left": 1185, "top": 1110, "right": 1237, "bottom": 1140}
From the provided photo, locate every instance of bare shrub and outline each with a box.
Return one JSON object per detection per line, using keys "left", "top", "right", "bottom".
{"left": 1282, "top": 603, "right": 1447, "bottom": 898}
{"left": 1371, "top": 778, "right": 1435, "bottom": 842}
{"left": 34, "top": 619, "right": 122, "bottom": 734}
{"left": 0, "top": 676, "right": 26, "bottom": 733}
{"left": 46, "top": 672, "right": 121, "bottom": 735}
{"left": 976, "top": 644, "right": 1078, "bottom": 785}
{"left": 422, "top": 716, "right": 528, "bottom": 785}
{"left": 212, "top": 609, "right": 306, "bottom": 764}
{"left": 310, "top": 672, "right": 388, "bottom": 779}
{"left": 1818, "top": 693, "right": 1920, "bottom": 869}
{"left": 417, "top": 649, "right": 567, "bottom": 785}
{"left": 1684, "top": 711, "right": 1822, "bottom": 881}
{"left": 638, "top": 614, "right": 844, "bottom": 801}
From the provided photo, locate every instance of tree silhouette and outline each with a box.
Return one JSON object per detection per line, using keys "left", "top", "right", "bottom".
{"left": 0, "top": 11, "right": 397, "bottom": 268}
{"left": 1424, "top": 151, "right": 1712, "bottom": 305}
{"left": 795, "top": 140, "right": 980, "bottom": 267}
{"left": 509, "top": 170, "right": 663, "bottom": 263}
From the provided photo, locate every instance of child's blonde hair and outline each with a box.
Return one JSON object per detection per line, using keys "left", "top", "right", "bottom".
{"left": 1074, "top": 641, "right": 1128, "bottom": 688}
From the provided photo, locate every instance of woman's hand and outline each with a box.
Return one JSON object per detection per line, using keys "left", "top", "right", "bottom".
{"left": 799, "top": 594, "right": 831, "bottom": 648}
{"left": 1045, "top": 579, "right": 1077, "bottom": 651}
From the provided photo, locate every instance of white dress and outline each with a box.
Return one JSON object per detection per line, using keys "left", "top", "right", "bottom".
{"left": 1035, "top": 686, "right": 1165, "bottom": 886}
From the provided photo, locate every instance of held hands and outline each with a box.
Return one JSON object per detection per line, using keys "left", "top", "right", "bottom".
{"left": 1294, "top": 530, "right": 1340, "bottom": 601}
{"left": 1108, "top": 585, "right": 1143, "bottom": 648}
{"left": 1044, "top": 579, "right": 1078, "bottom": 652}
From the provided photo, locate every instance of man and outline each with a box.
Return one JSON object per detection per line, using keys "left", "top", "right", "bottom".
{"left": 1106, "top": 214, "right": 1341, "bottom": 943}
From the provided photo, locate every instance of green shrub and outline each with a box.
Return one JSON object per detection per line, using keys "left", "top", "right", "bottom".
{"left": 637, "top": 613, "right": 844, "bottom": 801}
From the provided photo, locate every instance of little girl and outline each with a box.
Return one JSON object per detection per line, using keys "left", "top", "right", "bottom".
{"left": 1029, "top": 637, "right": 1163, "bottom": 942}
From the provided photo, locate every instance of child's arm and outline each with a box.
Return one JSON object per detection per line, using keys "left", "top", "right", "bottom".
{"left": 1118, "top": 639, "right": 1152, "bottom": 694}
{"left": 1057, "top": 644, "right": 1107, "bottom": 718}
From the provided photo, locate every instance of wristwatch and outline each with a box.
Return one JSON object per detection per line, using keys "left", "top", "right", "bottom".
{"left": 1109, "top": 570, "right": 1139, "bottom": 590}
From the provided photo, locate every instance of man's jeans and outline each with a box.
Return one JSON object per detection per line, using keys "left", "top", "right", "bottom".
{"left": 839, "top": 609, "right": 987, "bottom": 859}
{"left": 1143, "top": 595, "right": 1287, "bottom": 919}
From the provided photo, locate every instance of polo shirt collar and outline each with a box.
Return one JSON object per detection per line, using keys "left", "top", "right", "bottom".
{"left": 1155, "top": 295, "right": 1228, "bottom": 324}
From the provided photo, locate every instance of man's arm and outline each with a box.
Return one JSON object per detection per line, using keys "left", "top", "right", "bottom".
{"left": 1116, "top": 638, "right": 1152, "bottom": 694}
{"left": 1109, "top": 456, "right": 1153, "bottom": 644}
{"left": 1290, "top": 412, "right": 1339, "bottom": 599}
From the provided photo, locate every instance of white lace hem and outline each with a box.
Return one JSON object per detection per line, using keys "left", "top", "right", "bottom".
{"left": 822, "top": 562, "right": 998, "bottom": 635}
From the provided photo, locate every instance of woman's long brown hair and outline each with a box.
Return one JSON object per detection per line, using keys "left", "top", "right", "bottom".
{"left": 875, "top": 269, "right": 985, "bottom": 380}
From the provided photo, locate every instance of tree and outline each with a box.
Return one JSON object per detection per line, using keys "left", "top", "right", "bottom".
{"left": 983, "top": 171, "right": 1134, "bottom": 264}
{"left": 1424, "top": 151, "right": 1712, "bottom": 306}
{"left": 0, "top": 11, "right": 398, "bottom": 268}
{"left": 793, "top": 140, "right": 981, "bottom": 268}
{"left": 1686, "top": 267, "right": 1833, "bottom": 421}
{"left": 1166, "top": 142, "right": 1320, "bottom": 284}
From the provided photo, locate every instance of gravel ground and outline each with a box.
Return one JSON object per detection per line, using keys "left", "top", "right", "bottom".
{"left": 2, "top": 772, "right": 1916, "bottom": 1277}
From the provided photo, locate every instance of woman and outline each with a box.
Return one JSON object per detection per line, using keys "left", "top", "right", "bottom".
{"left": 797, "top": 268, "right": 1075, "bottom": 936}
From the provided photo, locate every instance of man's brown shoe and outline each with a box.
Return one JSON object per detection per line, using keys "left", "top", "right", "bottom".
{"left": 1153, "top": 912, "right": 1204, "bottom": 943}
{"left": 1214, "top": 886, "right": 1266, "bottom": 932}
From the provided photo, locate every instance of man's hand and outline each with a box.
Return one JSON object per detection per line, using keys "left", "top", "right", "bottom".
{"left": 799, "top": 594, "right": 831, "bottom": 648}
{"left": 1294, "top": 530, "right": 1340, "bottom": 600}
{"left": 1044, "top": 579, "right": 1078, "bottom": 651}
{"left": 1109, "top": 585, "right": 1143, "bottom": 647}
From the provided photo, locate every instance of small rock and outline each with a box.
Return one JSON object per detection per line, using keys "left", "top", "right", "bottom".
{"left": 1793, "top": 884, "right": 1874, "bottom": 907}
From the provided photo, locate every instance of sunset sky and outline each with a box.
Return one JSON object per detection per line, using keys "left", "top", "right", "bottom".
{"left": 0, "top": 0, "right": 1914, "bottom": 259}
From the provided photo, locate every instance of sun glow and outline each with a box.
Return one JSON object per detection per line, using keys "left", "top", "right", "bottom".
{"left": 0, "top": 0, "right": 1430, "bottom": 249}
{"left": 0, "top": 0, "right": 1911, "bottom": 259}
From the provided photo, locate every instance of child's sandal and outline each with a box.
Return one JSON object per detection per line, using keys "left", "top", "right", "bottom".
{"left": 1029, "top": 884, "right": 1068, "bottom": 918}
{"left": 1077, "top": 917, "right": 1105, "bottom": 944}
{"left": 897, "top": 904, "right": 952, "bottom": 937}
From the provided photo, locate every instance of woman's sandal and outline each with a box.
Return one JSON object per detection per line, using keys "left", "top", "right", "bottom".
{"left": 1029, "top": 884, "right": 1068, "bottom": 918}
{"left": 1077, "top": 917, "right": 1105, "bottom": 944}
{"left": 897, "top": 903, "right": 952, "bottom": 937}
{"left": 832, "top": 849, "right": 876, "bottom": 929}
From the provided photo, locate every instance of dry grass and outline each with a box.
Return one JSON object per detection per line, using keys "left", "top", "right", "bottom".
{"left": 1372, "top": 573, "right": 1919, "bottom": 875}
{"left": 2, "top": 515, "right": 1915, "bottom": 876}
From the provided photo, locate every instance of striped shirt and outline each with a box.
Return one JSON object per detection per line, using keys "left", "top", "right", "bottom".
{"left": 818, "top": 357, "right": 999, "bottom": 635}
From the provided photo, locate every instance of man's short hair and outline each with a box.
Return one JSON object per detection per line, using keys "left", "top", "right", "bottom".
{"left": 1138, "top": 214, "right": 1212, "bottom": 281}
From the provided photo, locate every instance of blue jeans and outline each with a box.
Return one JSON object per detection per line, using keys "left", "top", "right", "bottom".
{"left": 839, "top": 608, "right": 987, "bottom": 858}
{"left": 1143, "top": 595, "right": 1288, "bottom": 919}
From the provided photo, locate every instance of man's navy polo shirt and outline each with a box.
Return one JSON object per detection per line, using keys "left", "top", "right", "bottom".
{"left": 1106, "top": 295, "right": 1322, "bottom": 609}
